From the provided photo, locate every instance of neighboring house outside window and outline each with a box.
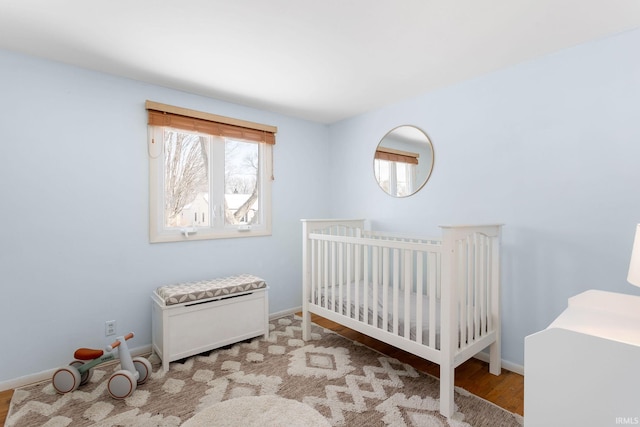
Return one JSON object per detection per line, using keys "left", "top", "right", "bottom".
{"left": 146, "top": 101, "right": 276, "bottom": 243}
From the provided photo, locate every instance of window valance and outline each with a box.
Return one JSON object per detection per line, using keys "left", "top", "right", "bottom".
{"left": 146, "top": 100, "right": 276, "bottom": 145}
{"left": 374, "top": 147, "right": 419, "bottom": 164}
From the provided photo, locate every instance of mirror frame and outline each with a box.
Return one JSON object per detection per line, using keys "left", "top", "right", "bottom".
{"left": 373, "top": 125, "right": 435, "bottom": 197}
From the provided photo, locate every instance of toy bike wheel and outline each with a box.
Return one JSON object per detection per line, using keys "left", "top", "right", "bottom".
{"left": 52, "top": 365, "right": 81, "bottom": 394}
{"left": 107, "top": 369, "right": 137, "bottom": 399}
{"left": 133, "top": 357, "right": 152, "bottom": 384}
{"left": 70, "top": 360, "right": 93, "bottom": 385}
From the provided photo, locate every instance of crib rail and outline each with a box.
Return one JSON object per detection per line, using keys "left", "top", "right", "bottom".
{"left": 362, "top": 230, "right": 441, "bottom": 245}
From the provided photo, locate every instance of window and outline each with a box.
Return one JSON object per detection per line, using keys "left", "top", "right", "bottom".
{"left": 374, "top": 148, "right": 418, "bottom": 197}
{"left": 146, "top": 101, "right": 276, "bottom": 242}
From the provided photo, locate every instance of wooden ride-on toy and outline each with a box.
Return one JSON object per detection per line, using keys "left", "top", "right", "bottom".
{"left": 52, "top": 332, "right": 152, "bottom": 399}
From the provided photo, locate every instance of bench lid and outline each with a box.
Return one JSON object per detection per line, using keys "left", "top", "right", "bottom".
{"left": 156, "top": 274, "right": 267, "bottom": 306}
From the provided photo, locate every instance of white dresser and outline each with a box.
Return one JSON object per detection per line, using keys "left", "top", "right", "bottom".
{"left": 524, "top": 290, "right": 640, "bottom": 427}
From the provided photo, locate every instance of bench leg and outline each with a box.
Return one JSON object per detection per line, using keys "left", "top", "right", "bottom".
{"left": 302, "top": 309, "right": 311, "bottom": 341}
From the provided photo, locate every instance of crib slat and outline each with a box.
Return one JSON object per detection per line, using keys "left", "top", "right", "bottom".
{"left": 477, "top": 234, "right": 486, "bottom": 338}
{"left": 436, "top": 251, "right": 442, "bottom": 300}
{"left": 461, "top": 238, "right": 469, "bottom": 349}
{"left": 362, "top": 246, "right": 373, "bottom": 325}
{"left": 354, "top": 243, "right": 360, "bottom": 321}
{"left": 329, "top": 242, "right": 336, "bottom": 311}
{"left": 392, "top": 248, "right": 399, "bottom": 336}
{"left": 324, "top": 240, "right": 329, "bottom": 310}
{"left": 473, "top": 234, "right": 479, "bottom": 340}
{"left": 481, "top": 237, "right": 485, "bottom": 336}
{"left": 469, "top": 234, "right": 475, "bottom": 344}
{"left": 346, "top": 242, "right": 352, "bottom": 319}
{"left": 467, "top": 236, "right": 473, "bottom": 347}
{"left": 479, "top": 237, "right": 485, "bottom": 335}
{"left": 311, "top": 238, "right": 316, "bottom": 306}
{"left": 372, "top": 246, "right": 378, "bottom": 327}
{"left": 482, "top": 235, "right": 488, "bottom": 335}
{"left": 455, "top": 239, "right": 462, "bottom": 348}
{"left": 487, "top": 238, "right": 493, "bottom": 332}
{"left": 382, "top": 247, "right": 389, "bottom": 333}
{"left": 313, "top": 238, "right": 318, "bottom": 305}
{"left": 403, "top": 249, "right": 411, "bottom": 340}
{"left": 317, "top": 239, "right": 322, "bottom": 308}
{"left": 428, "top": 251, "right": 437, "bottom": 348}
{"left": 416, "top": 254, "right": 424, "bottom": 345}
{"left": 338, "top": 241, "right": 344, "bottom": 315}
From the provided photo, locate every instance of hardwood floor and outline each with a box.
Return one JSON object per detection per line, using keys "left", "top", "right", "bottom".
{"left": 0, "top": 314, "right": 523, "bottom": 425}
{"left": 1, "top": 388, "right": 13, "bottom": 425}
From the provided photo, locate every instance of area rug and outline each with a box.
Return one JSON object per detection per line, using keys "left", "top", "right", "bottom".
{"left": 6, "top": 315, "right": 523, "bottom": 426}
{"left": 181, "top": 395, "right": 331, "bottom": 427}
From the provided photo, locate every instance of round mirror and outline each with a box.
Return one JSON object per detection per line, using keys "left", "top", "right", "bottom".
{"left": 374, "top": 125, "right": 434, "bottom": 197}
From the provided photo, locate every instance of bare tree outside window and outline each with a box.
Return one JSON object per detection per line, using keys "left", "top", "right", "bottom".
{"left": 163, "top": 130, "right": 209, "bottom": 227}
{"left": 224, "top": 140, "right": 259, "bottom": 225}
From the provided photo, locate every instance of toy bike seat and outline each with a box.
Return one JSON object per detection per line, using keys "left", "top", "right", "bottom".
{"left": 74, "top": 348, "right": 104, "bottom": 360}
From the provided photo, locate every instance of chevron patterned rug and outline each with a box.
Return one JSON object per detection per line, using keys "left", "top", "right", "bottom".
{"left": 6, "top": 315, "right": 523, "bottom": 426}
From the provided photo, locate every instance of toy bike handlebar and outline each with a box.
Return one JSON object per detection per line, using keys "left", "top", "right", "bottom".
{"left": 107, "top": 332, "right": 134, "bottom": 351}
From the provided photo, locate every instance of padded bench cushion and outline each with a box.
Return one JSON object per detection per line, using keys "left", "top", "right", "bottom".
{"left": 156, "top": 274, "right": 267, "bottom": 306}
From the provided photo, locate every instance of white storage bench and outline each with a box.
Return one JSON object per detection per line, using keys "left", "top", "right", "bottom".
{"left": 151, "top": 274, "right": 269, "bottom": 372}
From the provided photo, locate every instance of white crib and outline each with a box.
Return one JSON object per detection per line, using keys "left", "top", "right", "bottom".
{"left": 301, "top": 219, "right": 503, "bottom": 417}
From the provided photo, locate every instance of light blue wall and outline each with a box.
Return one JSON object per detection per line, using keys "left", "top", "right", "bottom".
{"left": 2, "top": 27, "right": 639, "bottom": 384}
{"left": 327, "top": 28, "right": 640, "bottom": 367}
{"left": 0, "top": 49, "right": 331, "bottom": 383}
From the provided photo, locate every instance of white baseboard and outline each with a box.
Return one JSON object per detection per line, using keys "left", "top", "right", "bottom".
{"left": 473, "top": 351, "right": 524, "bottom": 376}
{"left": 0, "top": 369, "right": 53, "bottom": 393}
{"left": 0, "top": 344, "right": 152, "bottom": 392}
{"left": 269, "top": 306, "right": 302, "bottom": 320}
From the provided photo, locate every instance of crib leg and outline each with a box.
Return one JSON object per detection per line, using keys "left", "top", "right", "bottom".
{"left": 440, "top": 364, "right": 455, "bottom": 418}
{"left": 489, "top": 341, "right": 502, "bottom": 376}
{"left": 302, "top": 309, "right": 311, "bottom": 341}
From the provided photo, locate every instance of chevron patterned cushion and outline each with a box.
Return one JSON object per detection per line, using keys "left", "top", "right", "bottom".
{"left": 156, "top": 274, "right": 267, "bottom": 306}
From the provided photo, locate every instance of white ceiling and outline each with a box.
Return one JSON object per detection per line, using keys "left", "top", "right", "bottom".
{"left": 1, "top": 1, "right": 639, "bottom": 123}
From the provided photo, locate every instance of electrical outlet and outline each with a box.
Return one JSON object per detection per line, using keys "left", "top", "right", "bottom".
{"left": 105, "top": 320, "right": 116, "bottom": 336}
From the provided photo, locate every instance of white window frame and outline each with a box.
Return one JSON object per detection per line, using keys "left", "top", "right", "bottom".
{"left": 148, "top": 126, "right": 273, "bottom": 243}
{"left": 374, "top": 158, "right": 417, "bottom": 197}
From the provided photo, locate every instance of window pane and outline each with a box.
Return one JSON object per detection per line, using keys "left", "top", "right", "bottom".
{"left": 224, "top": 139, "right": 259, "bottom": 225}
{"left": 163, "top": 130, "right": 210, "bottom": 228}
{"left": 396, "top": 163, "right": 409, "bottom": 197}
{"left": 375, "top": 159, "right": 418, "bottom": 197}
{"left": 374, "top": 159, "right": 391, "bottom": 194}
{"left": 396, "top": 163, "right": 417, "bottom": 197}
